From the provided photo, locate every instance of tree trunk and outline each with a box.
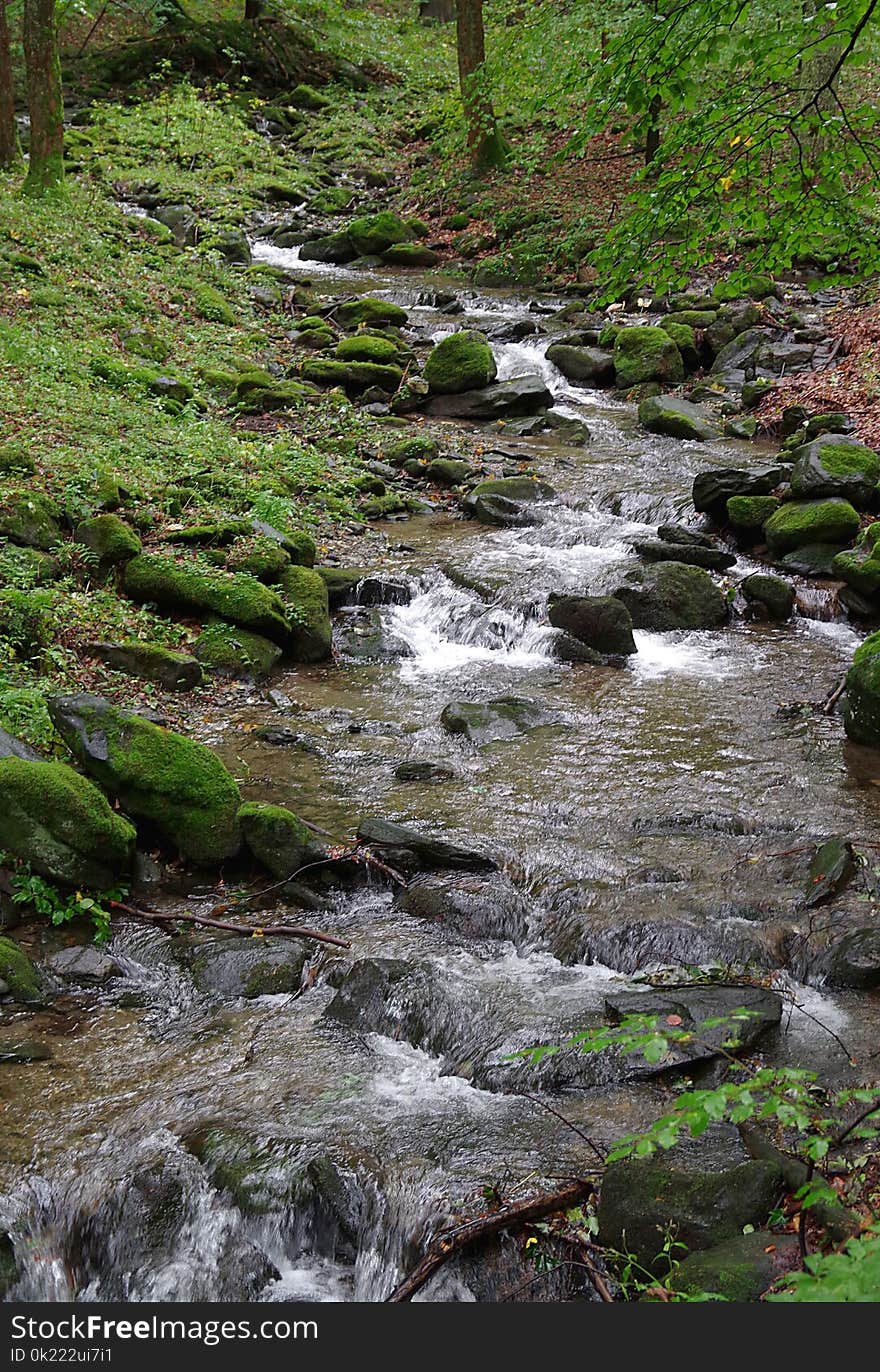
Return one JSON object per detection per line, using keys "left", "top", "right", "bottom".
{"left": 0, "top": 0, "right": 20, "bottom": 169}
{"left": 455, "top": 0, "right": 508, "bottom": 169}
{"left": 23, "top": 0, "right": 64, "bottom": 195}
{"left": 244, "top": 0, "right": 263, "bottom": 19}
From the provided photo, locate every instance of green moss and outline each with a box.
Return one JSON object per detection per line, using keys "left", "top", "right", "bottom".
{"left": 665, "top": 310, "right": 717, "bottom": 328}
{"left": 76, "top": 514, "right": 142, "bottom": 564}
{"left": 660, "top": 320, "right": 696, "bottom": 354}
{"left": 0, "top": 491, "right": 61, "bottom": 550}
{"left": 300, "top": 358, "right": 403, "bottom": 392}
{"left": 763, "top": 499, "right": 860, "bottom": 554}
{"left": 832, "top": 550, "right": 880, "bottom": 597}
{"left": 49, "top": 695, "right": 241, "bottom": 865}
{"left": 193, "top": 284, "right": 235, "bottom": 325}
{"left": 0, "top": 756, "right": 136, "bottom": 889}
{"left": 346, "top": 210, "right": 412, "bottom": 255}
{"left": 335, "top": 334, "right": 400, "bottom": 364}
{"left": 0, "top": 590, "right": 53, "bottom": 659}
{"left": 384, "top": 435, "right": 439, "bottom": 466}
{"left": 237, "top": 801, "right": 324, "bottom": 879}
{"left": 712, "top": 274, "right": 776, "bottom": 302}
{"left": 166, "top": 520, "right": 248, "bottom": 546}
{"left": 334, "top": 297, "right": 408, "bottom": 329}
{"left": 124, "top": 554, "right": 292, "bottom": 646}
{"left": 613, "top": 326, "right": 684, "bottom": 388}
{"left": 423, "top": 330, "right": 496, "bottom": 394}
{"left": 381, "top": 242, "right": 440, "bottom": 267}
{"left": 0, "top": 935, "right": 41, "bottom": 1003}
{"left": 193, "top": 622, "right": 282, "bottom": 679}
{"left": 227, "top": 537, "right": 290, "bottom": 583}
{"left": 0, "top": 544, "right": 59, "bottom": 588}
{"left": 740, "top": 573, "right": 794, "bottom": 620}
{"left": 278, "top": 565, "right": 332, "bottom": 662}
{"left": 308, "top": 186, "right": 355, "bottom": 215}
{"left": 726, "top": 495, "right": 781, "bottom": 528}
{"left": 845, "top": 630, "right": 880, "bottom": 746}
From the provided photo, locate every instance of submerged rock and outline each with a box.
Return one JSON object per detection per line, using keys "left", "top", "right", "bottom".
{"left": 461, "top": 475, "right": 556, "bottom": 527}
{"left": 441, "top": 696, "right": 552, "bottom": 745}
{"left": 396, "top": 873, "right": 531, "bottom": 943}
{"left": 47, "top": 945, "right": 120, "bottom": 984}
{"left": 356, "top": 817, "right": 497, "bottom": 874}
{"left": 49, "top": 693, "right": 241, "bottom": 865}
{"left": 180, "top": 935, "right": 310, "bottom": 998}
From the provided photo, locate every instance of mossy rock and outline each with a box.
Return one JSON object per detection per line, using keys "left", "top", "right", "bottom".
{"left": 76, "top": 514, "right": 142, "bottom": 565}
{"left": 334, "top": 298, "right": 408, "bottom": 329}
{"left": 614, "top": 562, "right": 728, "bottom": 631}
{"left": 238, "top": 802, "right": 326, "bottom": 880}
{"left": 0, "top": 491, "right": 61, "bottom": 550}
{"left": 426, "top": 457, "right": 473, "bottom": 486}
{"left": 712, "top": 274, "right": 777, "bottom": 302}
{"left": 300, "top": 358, "right": 403, "bottom": 394}
{"left": 613, "top": 326, "right": 684, "bottom": 388}
{"left": 184, "top": 937, "right": 310, "bottom": 999}
{"left": 166, "top": 520, "right": 249, "bottom": 547}
{"left": 462, "top": 475, "right": 556, "bottom": 526}
{"left": 87, "top": 641, "right": 203, "bottom": 692}
{"left": 346, "top": 211, "right": 412, "bottom": 256}
{"left": 0, "top": 935, "right": 41, "bottom": 1003}
{"left": 49, "top": 693, "right": 241, "bottom": 865}
{"left": 193, "top": 622, "right": 282, "bottom": 680}
{"left": 384, "top": 435, "right": 439, "bottom": 466}
{"left": 833, "top": 549, "right": 880, "bottom": 598}
{"left": 423, "top": 330, "right": 497, "bottom": 395}
{"left": 335, "top": 334, "right": 400, "bottom": 365}
{"left": 740, "top": 573, "right": 794, "bottom": 621}
{"left": 726, "top": 495, "right": 781, "bottom": 529}
{"left": 291, "top": 83, "right": 331, "bottom": 110}
{"left": 638, "top": 394, "right": 719, "bottom": 441}
{"left": 124, "top": 554, "right": 292, "bottom": 646}
{"left": 0, "top": 589, "right": 52, "bottom": 659}
{"left": 120, "top": 327, "right": 170, "bottom": 362}
{"left": 202, "top": 228, "right": 251, "bottom": 266}
{"left": 292, "top": 326, "right": 334, "bottom": 350}
{"left": 789, "top": 436, "right": 880, "bottom": 508}
{"left": 669, "top": 1231, "right": 799, "bottom": 1302}
{"left": 236, "top": 382, "right": 313, "bottom": 413}
{"left": 193, "top": 284, "right": 235, "bottom": 325}
{"left": 381, "top": 243, "right": 440, "bottom": 268}
{"left": 763, "top": 498, "right": 860, "bottom": 554}
{"left": 308, "top": 185, "right": 354, "bottom": 215}
{"left": 278, "top": 565, "right": 332, "bottom": 662}
{"left": 227, "top": 537, "right": 291, "bottom": 583}
{"left": 317, "top": 566, "right": 369, "bottom": 608}
{"left": 299, "top": 231, "right": 357, "bottom": 265}
{"left": 0, "top": 756, "right": 136, "bottom": 888}
{"left": 0, "top": 544, "right": 59, "bottom": 588}
{"left": 0, "top": 444, "right": 36, "bottom": 476}
{"left": 659, "top": 320, "right": 699, "bottom": 369}
{"left": 665, "top": 310, "right": 717, "bottom": 328}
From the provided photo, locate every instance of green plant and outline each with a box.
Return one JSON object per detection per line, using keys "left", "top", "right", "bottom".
{"left": 7, "top": 865, "right": 126, "bottom": 943}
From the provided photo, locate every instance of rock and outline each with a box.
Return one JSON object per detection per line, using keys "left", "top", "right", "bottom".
{"left": 124, "top": 554, "right": 293, "bottom": 647}
{"left": 86, "top": 641, "right": 203, "bottom": 692}
{"left": 423, "top": 375, "right": 552, "bottom": 420}
{"left": 238, "top": 802, "right": 326, "bottom": 880}
{"left": 426, "top": 457, "right": 474, "bottom": 485}
{"left": 49, "top": 693, "right": 241, "bottom": 865}
{"left": 193, "top": 623, "right": 282, "bottom": 679}
{"left": 300, "top": 358, "right": 404, "bottom": 394}
{"left": 777, "top": 543, "right": 841, "bottom": 576}
{"left": 633, "top": 540, "right": 736, "bottom": 572}
{"left": 547, "top": 595, "right": 636, "bottom": 656}
{"left": 824, "top": 924, "right": 880, "bottom": 989}
{"left": 299, "top": 231, "right": 357, "bottom": 264}
{"left": 394, "top": 761, "right": 457, "bottom": 783}
{"left": 614, "top": 562, "right": 728, "bottom": 631}
{"left": 833, "top": 547, "right": 880, "bottom": 599}
{"left": 547, "top": 629, "right": 603, "bottom": 664}
{"left": 384, "top": 435, "right": 439, "bottom": 467}
{"left": 789, "top": 435, "right": 880, "bottom": 508}
{"left": 0, "top": 757, "right": 136, "bottom": 888}
{"left": 726, "top": 495, "right": 781, "bottom": 531}
{"left": 545, "top": 344, "right": 615, "bottom": 386}
{"left": 0, "top": 490, "right": 61, "bottom": 549}
{"left": 669, "top": 1231, "right": 800, "bottom": 1302}
{"left": 657, "top": 525, "right": 714, "bottom": 548}
{"left": 356, "top": 817, "right": 497, "bottom": 874}
{"left": 205, "top": 228, "right": 251, "bottom": 265}
{"left": 76, "top": 515, "right": 141, "bottom": 565}
{"left": 0, "top": 936, "right": 42, "bottom": 1003}
{"left": 597, "top": 1158, "right": 783, "bottom": 1273}
{"left": 382, "top": 243, "right": 440, "bottom": 267}
{"left": 335, "top": 335, "right": 401, "bottom": 365}
{"left": 180, "top": 936, "right": 309, "bottom": 998}
{"left": 347, "top": 211, "right": 412, "bottom": 256}
{"left": 441, "top": 696, "right": 551, "bottom": 745}
{"left": 47, "top": 945, "right": 119, "bottom": 983}
{"left": 692, "top": 468, "right": 784, "bottom": 519}
{"left": 0, "top": 726, "right": 41, "bottom": 762}
{"left": 153, "top": 203, "right": 199, "bottom": 246}
{"left": 740, "top": 573, "right": 794, "bottom": 621}
{"left": 706, "top": 310, "right": 763, "bottom": 360}
{"left": 803, "top": 836, "right": 856, "bottom": 907}
{"left": 638, "top": 394, "right": 721, "bottom": 441}
{"left": 0, "top": 1037, "right": 52, "bottom": 1063}
{"left": 317, "top": 567, "right": 370, "bottom": 608}
{"left": 462, "top": 475, "right": 556, "bottom": 526}
{"left": 844, "top": 629, "right": 880, "bottom": 747}
{"left": 763, "top": 499, "right": 860, "bottom": 554}
{"left": 395, "top": 873, "right": 530, "bottom": 943}
{"left": 724, "top": 415, "right": 758, "bottom": 440}
{"left": 278, "top": 566, "right": 332, "bottom": 662}
{"left": 423, "top": 330, "right": 497, "bottom": 394}
{"left": 355, "top": 576, "right": 412, "bottom": 606}
{"left": 613, "top": 326, "right": 684, "bottom": 388}
{"left": 334, "top": 298, "right": 408, "bottom": 329}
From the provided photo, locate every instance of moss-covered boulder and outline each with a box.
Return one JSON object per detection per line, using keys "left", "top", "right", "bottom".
{"left": 346, "top": 211, "right": 412, "bottom": 256}
{"left": 763, "top": 499, "right": 860, "bottom": 554}
{"left": 335, "top": 334, "right": 400, "bottom": 365}
{"left": 0, "top": 491, "right": 61, "bottom": 550}
{"left": 638, "top": 394, "right": 720, "bottom": 441}
{"left": 0, "top": 935, "right": 41, "bottom": 1003}
{"left": 181, "top": 936, "right": 310, "bottom": 999}
{"left": 0, "top": 589, "right": 52, "bottom": 659}
{"left": 238, "top": 802, "right": 326, "bottom": 880}
{"left": 381, "top": 242, "right": 440, "bottom": 267}
{"left": 226, "top": 536, "right": 290, "bottom": 584}
{"left": 726, "top": 495, "right": 781, "bottom": 530}
{"left": 614, "top": 562, "right": 728, "bottom": 631}
{"left": 426, "top": 457, "right": 474, "bottom": 486}
{"left": 193, "top": 284, "right": 235, "bottom": 325}
{"left": 384, "top": 435, "right": 439, "bottom": 467}
{"left": 547, "top": 595, "right": 637, "bottom": 657}
{"left": 76, "top": 514, "right": 142, "bottom": 566}
{"left": 544, "top": 344, "right": 615, "bottom": 386}
{"left": 193, "top": 623, "right": 282, "bottom": 680}
{"left": 424, "top": 330, "right": 496, "bottom": 394}
{"left": 712, "top": 273, "right": 777, "bottom": 302}
{"left": 87, "top": 641, "right": 203, "bottom": 691}
{"left": 49, "top": 694, "right": 241, "bottom": 865}
{"left": 669, "top": 1231, "right": 800, "bottom": 1302}
{"left": 789, "top": 436, "right": 880, "bottom": 508}
{"left": 440, "top": 697, "right": 550, "bottom": 747}
{"left": 613, "top": 326, "right": 684, "bottom": 389}
{"left": 692, "top": 467, "right": 784, "bottom": 520}
{"left": 844, "top": 631, "right": 880, "bottom": 746}
{"left": 124, "top": 554, "right": 292, "bottom": 646}
{"left": 740, "top": 573, "right": 794, "bottom": 621}
{"left": 300, "top": 358, "right": 404, "bottom": 394}
{"left": 833, "top": 548, "right": 880, "bottom": 599}
{"left": 278, "top": 566, "right": 332, "bottom": 662}
{"left": 299, "top": 231, "right": 358, "bottom": 265}
{"left": 334, "top": 298, "right": 408, "bottom": 329}
{"left": 0, "top": 756, "right": 136, "bottom": 888}
{"left": 462, "top": 475, "right": 555, "bottom": 527}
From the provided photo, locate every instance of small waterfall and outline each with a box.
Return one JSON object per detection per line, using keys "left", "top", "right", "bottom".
{"left": 795, "top": 583, "right": 841, "bottom": 621}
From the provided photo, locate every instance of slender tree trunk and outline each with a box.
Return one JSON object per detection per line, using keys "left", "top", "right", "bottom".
{"left": 456, "top": 0, "right": 508, "bottom": 169}
{"left": 244, "top": 0, "right": 263, "bottom": 19}
{"left": 23, "top": 0, "right": 64, "bottom": 195}
{"left": 0, "top": 0, "right": 20, "bottom": 169}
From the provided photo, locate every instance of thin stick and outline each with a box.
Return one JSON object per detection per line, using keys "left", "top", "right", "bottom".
{"left": 521, "top": 1094, "right": 607, "bottom": 1167}
{"left": 109, "top": 900, "right": 350, "bottom": 949}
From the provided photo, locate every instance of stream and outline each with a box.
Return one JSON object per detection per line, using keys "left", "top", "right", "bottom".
{"left": 3, "top": 249, "right": 880, "bottom": 1304}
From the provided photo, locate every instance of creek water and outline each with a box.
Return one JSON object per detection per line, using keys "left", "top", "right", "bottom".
{"left": 3, "top": 251, "right": 880, "bottom": 1303}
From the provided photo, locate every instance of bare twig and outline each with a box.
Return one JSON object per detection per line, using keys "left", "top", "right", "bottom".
{"left": 109, "top": 900, "right": 350, "bottom": 949}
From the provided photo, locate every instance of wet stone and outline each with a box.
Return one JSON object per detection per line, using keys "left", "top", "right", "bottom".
{"left": 47, "top": 945, "right": 120, "bottom": 984}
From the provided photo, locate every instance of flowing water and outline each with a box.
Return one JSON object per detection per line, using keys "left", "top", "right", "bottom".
{"left": 3, "top": 251, "right": 880, "bottom": 1303}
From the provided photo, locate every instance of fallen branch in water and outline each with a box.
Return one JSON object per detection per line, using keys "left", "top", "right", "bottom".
{"left": 385, "top": 1177, "right": 595, "bottom": 1303}
{"left": 108, "top": 901, "right": 351, "bottom": 949}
